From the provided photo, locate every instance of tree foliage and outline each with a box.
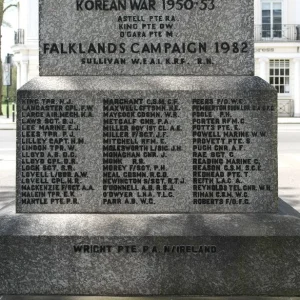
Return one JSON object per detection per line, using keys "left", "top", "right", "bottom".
{"left": 0, "top": 0, "right": 4, "bottom": 115}
{"left": 0, "top": 0, "right": 17, "bottom": 115}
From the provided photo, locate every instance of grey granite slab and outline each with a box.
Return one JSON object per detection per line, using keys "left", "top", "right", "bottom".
{"left": 39, "top": 0, "right": 254, "bottom": 76}
{"left": 2, "top": 295, "right": 300, "bottom": 300}
{"left": 1, "top": 210, "right": 300, "bottom": 237}
{"left": 1, "top": 204, "right": 300, "bottom": 295}
{"left": 2, "top": 297, "right": 300, "bottom": 300}
{"left": 16, "top": 76, "right": 277, "bottom": 213}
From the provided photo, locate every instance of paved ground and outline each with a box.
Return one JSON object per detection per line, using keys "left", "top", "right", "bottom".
{"left": 278, "top": 124, "right": 300, "bottom": 211}
{"left": 0, "top": 115, "right": 16, "bottom": 130}
{"left": 0, "top": 129, "right": 15, "bottom": 210}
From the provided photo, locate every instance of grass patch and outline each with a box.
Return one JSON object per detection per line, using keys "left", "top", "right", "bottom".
{"left": 1, "top": 102, "right": 16, "bottom": 117}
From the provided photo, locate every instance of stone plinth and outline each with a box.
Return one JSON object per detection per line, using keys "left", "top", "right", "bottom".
{"left": 1, "top": 204, "right": 300, "bottom": 295}
{"left": 17, "top": 76, "right": 277, "bottom": 213}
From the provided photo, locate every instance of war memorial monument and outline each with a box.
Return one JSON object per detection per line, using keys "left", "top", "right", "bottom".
{"left": 0, "top": 0, "right": 300, "bottom": 296}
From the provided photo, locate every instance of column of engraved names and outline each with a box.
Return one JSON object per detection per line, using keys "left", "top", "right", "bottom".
{"left": 20, "top": 98, "right": 94, "bottom": 206}
{"left": 192, "top": 98, "right": 272, "bottom": 207}
{"left": 117, "top": 13, "right": 179, "bottom": 66}
{"left": 102, "top": 98, "right": 185, "bottom": 206}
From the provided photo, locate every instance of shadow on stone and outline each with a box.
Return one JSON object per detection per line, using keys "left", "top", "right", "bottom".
{"left": 278, "top": 197, "right": 300, "bottom": 217}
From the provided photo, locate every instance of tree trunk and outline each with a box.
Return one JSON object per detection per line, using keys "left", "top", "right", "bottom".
{"left": 0, "top": 0, "right": 4, "bottom": 116}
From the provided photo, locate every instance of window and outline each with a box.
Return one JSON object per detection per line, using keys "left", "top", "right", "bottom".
{"left": 262, "top": 1, "right": 282, "bottom": 38}
{"left": 269, "top": 60, "right": 290, "bottom": 94}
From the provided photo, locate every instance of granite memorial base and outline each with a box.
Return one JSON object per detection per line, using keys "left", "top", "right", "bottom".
{"left": 8, "top": 0, "right": 296, "bottom": 297}
{"left": 17, "top": 76, "right": 277, "bottom": 213}
{"left": 1, "top": 202, "right": 300, "bottom": 296}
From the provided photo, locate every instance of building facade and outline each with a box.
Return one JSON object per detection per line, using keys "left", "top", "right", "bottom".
{"left": 11, "top": 0, "right": 300, "bottom": 117}
{"left": 11, "top": 0, "right": 38, "bottom": 89}
{"left": 254, "top": 0, "right": 300, "bottom": 117}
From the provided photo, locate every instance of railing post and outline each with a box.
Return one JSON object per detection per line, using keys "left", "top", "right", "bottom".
{"left": 12, "top": 102, "right": 15, "bottom": 123}
{"left": 296, "top": 25, "right": 300, "bottom": 40}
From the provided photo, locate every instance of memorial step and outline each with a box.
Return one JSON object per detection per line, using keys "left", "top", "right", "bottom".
{"left": 1, "top": 209, "right": 300, "bottom": 295}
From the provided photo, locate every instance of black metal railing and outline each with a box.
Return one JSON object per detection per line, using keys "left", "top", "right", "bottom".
{"left": 255, "top": 24, "right": 300, "bottom": 42}
{"left": 14, "top": 29, "right": 25, "bottom": 45}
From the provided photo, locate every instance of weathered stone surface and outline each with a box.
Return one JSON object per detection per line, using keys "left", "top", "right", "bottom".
{"left": 17, "top": 76, "right": 277, "bottom": 213}
{"left": 3, "top": 298, "right": 300, "bottom": 300}
{"left": 1, "top": 202, "right": 300, "bottom": 296}
{"left": 39, "top": 0, "right": 254, "bottom": 76}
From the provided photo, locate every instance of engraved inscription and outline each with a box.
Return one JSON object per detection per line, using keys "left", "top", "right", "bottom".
{"left": 192, "top": 98, "right": 275, "bottom": 207}
{"left": 20, "top": 98, "right": 95, "bottom": 206}
{"left": 40, "top": 0, "right": 254, "bottom": 75}
{"left": 73, "top": 244, "right": 217, "bottom": 254}
{"left": 17, "top": 90, "right": 276, "bottom": 213}
{"left": 102, "top": 97, "right": 185, "bottom": 205}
